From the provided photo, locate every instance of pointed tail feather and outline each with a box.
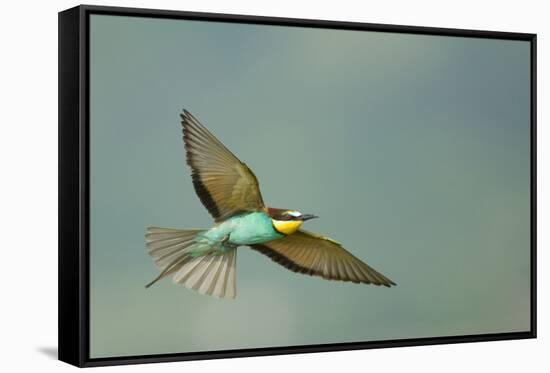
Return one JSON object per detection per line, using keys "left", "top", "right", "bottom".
{"left": 145, "top": 227, "right": 237, "bottom": 299}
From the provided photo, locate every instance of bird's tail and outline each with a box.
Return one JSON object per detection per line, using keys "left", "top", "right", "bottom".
{"left": 145, "top": 227, "right": 237, "bottom": 299}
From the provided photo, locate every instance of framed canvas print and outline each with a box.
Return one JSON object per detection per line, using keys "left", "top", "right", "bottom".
{"left": 58, "top": 5, "right": 537, "bottom": 367}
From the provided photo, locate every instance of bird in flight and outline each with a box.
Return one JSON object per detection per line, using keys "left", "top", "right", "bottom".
{"left": 145, "top": 110, "right": 395, "bottom": 298}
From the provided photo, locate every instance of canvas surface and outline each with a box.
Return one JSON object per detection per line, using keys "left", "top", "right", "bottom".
{"left": 89, "top": 14, "right": 531, "bottom": 358}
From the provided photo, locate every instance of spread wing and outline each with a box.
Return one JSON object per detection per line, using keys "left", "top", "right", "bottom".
{"left": 181, "top": 110, "right": 265, "bottom": 221}
{"left": 251, "top": 230, "right": 396, "bottom": 286}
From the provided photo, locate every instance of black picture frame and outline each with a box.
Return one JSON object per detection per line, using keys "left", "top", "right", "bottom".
{"left": 58, "top": 4, "right": 537, "bottom": 368}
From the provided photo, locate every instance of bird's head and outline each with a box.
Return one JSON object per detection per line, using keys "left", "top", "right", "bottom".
{"left": 268, "top": 208, "right": 318, "bottom": 235}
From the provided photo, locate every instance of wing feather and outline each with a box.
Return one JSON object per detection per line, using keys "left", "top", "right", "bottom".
{"left": 181, "top": 110, "right": 265, "bottom": 221}
{"left": 251, "top": 230, "right": 395, "bottom": 286}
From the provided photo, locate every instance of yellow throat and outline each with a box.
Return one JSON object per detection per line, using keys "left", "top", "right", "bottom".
{"left": 272, "top": 219, "right": 303, "bottom": 235}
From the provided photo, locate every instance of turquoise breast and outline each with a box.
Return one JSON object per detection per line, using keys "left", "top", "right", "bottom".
{"left": 203, "top": 211, "right": 283, "bottom": 246}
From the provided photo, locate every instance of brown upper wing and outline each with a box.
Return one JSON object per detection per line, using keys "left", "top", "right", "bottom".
{"left": 181, "top": 110, "right": 265, "bottom": 221}
{"left": 251, "top": 230, "right": 395, "bottom": 286}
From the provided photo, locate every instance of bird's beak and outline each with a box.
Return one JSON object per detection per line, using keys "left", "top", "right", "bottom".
{"left": 300, "top": 214, "right": 318, "bottom": 221}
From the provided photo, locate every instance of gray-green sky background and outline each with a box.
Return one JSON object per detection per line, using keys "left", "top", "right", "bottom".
{"left": 89, "top": 15, "right": 531, "bottom": 358}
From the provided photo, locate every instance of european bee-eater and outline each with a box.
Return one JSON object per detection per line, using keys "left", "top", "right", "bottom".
{"left": 145, "top": 110, "right": 395, "bottom": 298}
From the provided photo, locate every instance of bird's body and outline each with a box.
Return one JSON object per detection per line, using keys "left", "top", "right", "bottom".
{"left": 145, "top": 110, "right": 395, "bottom": 298}
{"left": 205, "top": 211, "right": 284, "bottom": 247}
{"left": 183, "top": 212, "right": 285, "bottom": 258}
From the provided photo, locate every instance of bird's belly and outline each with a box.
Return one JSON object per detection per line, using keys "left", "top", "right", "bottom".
{"left": 224, "top": 212, "right": 283, "bottom": 246}
{"left": 230, "top": 228, "right": 282, "bottom": 245}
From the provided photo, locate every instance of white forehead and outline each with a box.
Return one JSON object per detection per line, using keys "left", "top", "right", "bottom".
{"left": 287, "top": 210, "right": 302, "bottom": 217}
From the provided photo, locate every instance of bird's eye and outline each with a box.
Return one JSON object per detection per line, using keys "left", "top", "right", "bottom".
{"left": 281, "top": 211, "right": 302, "bottom": 220}
{"left": 277, "top": 212, "right": 292, "bottom": 221}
